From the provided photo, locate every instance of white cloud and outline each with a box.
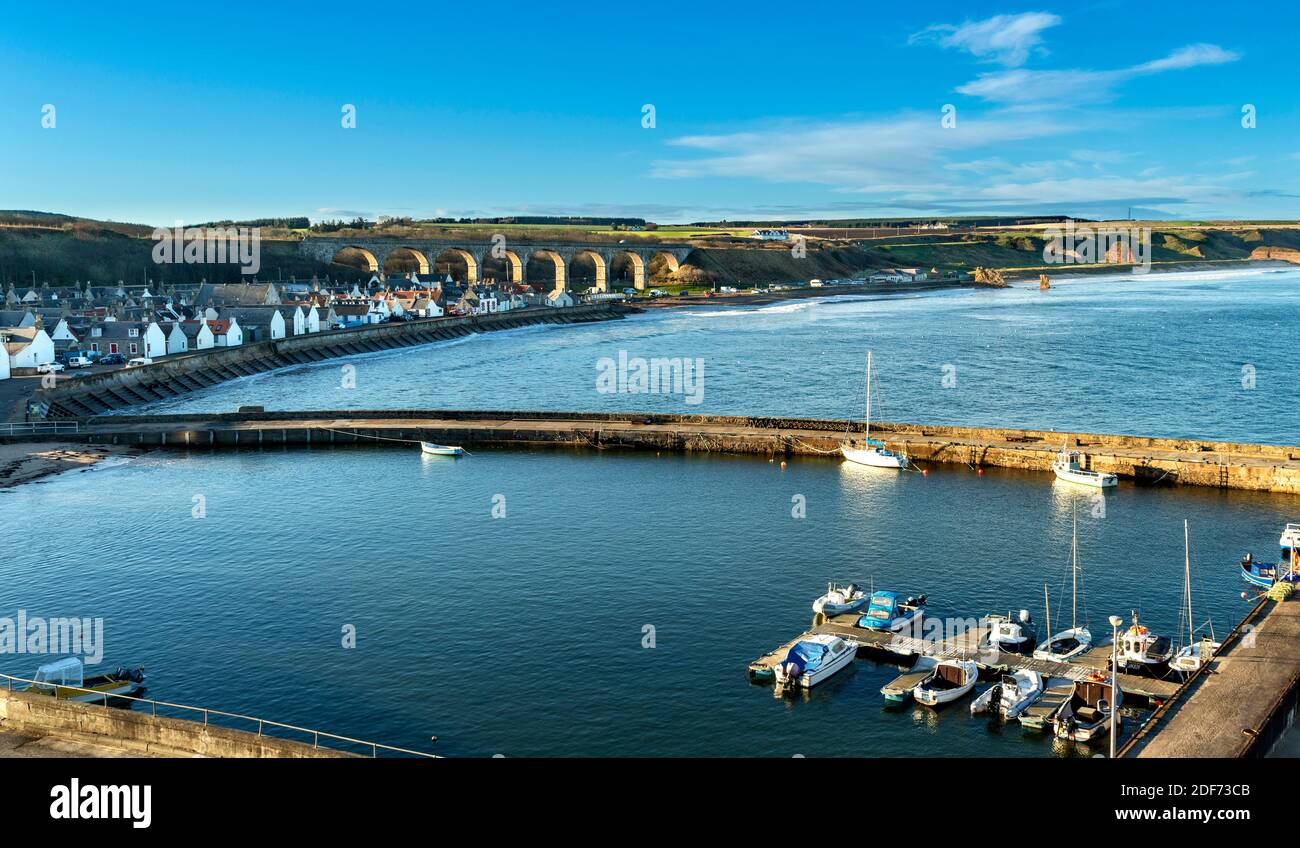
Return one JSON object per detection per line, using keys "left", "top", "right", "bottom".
{"left": 911, "top": 12, "right": 1061, "bottom": 68}
{"left": 957, "top": 43, "right": 1240, "bottom": 104}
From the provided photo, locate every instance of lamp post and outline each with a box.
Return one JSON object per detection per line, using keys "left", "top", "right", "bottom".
{"left": 1109, "top": 614, "right": 1124, "bottom": 758}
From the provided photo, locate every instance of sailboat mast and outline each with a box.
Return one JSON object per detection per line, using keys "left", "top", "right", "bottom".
{"left": 1185, "top": 519, "right": 1193, "bottom": 646}
{"left": 1072, "top": 512, "right": 1078, "bottom": 630}
{"left": 864, "top": 351, "right": 872, "bottom": 442}
{"left": 1044, "top": 583, "right": 1052, "bottom": 645}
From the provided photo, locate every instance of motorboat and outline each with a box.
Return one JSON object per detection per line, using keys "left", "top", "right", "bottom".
{"left": 840, "top": 351, "right": 910, "bottom": 470}
{"left": 812, "top": 582, "right": 869, "bottom": 616}
{"left": 1052, "top": 448, "right": 1117, "bottom": 488}
{"left": 771, "top": 634, "right": 856, "bottom": 689}
{"left": 857, "top": 591, "right": 926, "bottom": 632}
{"left": 913, "top": 659, "right": 978, "bottom": 707}
{"left": 1116, "top": 610, "right": 1172, "bottom": 675}
{"left": 981, "top": 610, "right": 1036, "bottom": 656}
{"left": 24, "top": 657, "right": 145, "bottom": 703}
{"left": 421, "top": 442, "right": 465, "bottom": 456}
{"left": 970, "top": 669, "right": 1044, "bottom": 719}
{"left": 1239, "top": 523, "right": 1300, "bottom": 588}
{"left": 1052, "top": 672, "right": 1122, "bottom": 743}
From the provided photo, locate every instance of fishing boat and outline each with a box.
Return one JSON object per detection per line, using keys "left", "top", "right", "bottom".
{"left": 771, "top": 634, "right": 856, "bottom": 689}
{"left": 1032, "top": 515, "right": 1093, "bottom": 662}
{"left": 1052, "top": 447, "right": 1117, "bottom": 488}
{"left": 421, "top": 442, "right": 465, "bottom": 456}
{"left": 1171, "top": 519, "right": 1221, "bottom": 674}
{"left": 970, "top": 669, "right": 1044, "bottom": 719}
{"left": 24, "top": 657, "right": 145, "bottom": 703}
{"left": 1052, "top": 672, "right": 1122, "bottom": 743}
{"left": 1116, "top": 610, "right": 1173, "bottom": 676}
{"left": 980, "top": 610, "right": 1036, "bottom": 656}
{"left": 1239, "top": 523, "right": 1300, "bottom": 588}
{"left": 857, "top": 591, "right": 926, "bottom": 632}
{"left": 913, "top": 659, "right": 979, "bottom": 707}
{"left": 840, "top": 351, "right": 909, "bottom": 469}
{"left": 811, "top": 582, "right": 869, "bottom": 616}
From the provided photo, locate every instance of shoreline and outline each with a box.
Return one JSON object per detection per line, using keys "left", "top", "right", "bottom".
{"left": 637, "top": 257, "right": 1296, "bottom": 310}
{"left": 0, "top": 442, "right": 141, "bottom": 490}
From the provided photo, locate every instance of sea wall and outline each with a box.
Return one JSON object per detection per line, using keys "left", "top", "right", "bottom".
{"left": 0, "top": 689, "right": 355, "bottom": 758}
{"left": 12, "top": 409, "right": 1298, "bottom": 494}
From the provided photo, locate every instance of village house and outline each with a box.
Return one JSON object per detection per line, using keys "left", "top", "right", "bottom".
{"left": 218, "top": 307, "right": 286, "bottom": 342}
{"left": 547, "top": 290, "right": 577, "bottom": 308}
{"left": 0, "top": 336, "right": 9, "bottom": 380}
{"left": 179, "top": 319, "right": 216, "bottom": 350}
{"left": 208, "top": 318, "right": 243, "bottom": 347}
{"left": 193, "top": 282, "right": 281, "bottom": 309}
{"left": 331, "top": 302, "right": 370, "bottom": 328}
{"left": 87, "top": 321, "right": 167, "bottom": 359}
{"left": 159, "top": 322, "right": 190, "bottom": 355}
{"left": 4, "top": 326, "right": 56, "bottom": 369}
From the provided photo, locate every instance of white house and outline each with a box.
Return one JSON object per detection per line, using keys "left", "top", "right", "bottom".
{"left": 48, "top": 317, "right": 78, "bottom": 344}
{"left": 4, "top": 327, "right": 56, "bottom": 368}
{"left": 284, "top": 305, "right": 305, "bottom": 336}
{"left": 209, "top": 317, "right": 243, "bottom": 347}
{"left": 180, "top": 320, "right": 216, "bottom": 350}
{"left": 221, "top": 307, "right": 284, "bottom": 341}
{"left": 0, "top": 339, "right": 9, "bottom": 379}
{"left": 410, "top": 295, "right": 442, "bottom": 318}
{"left": 547, "top": 290, "right": 576, "bottom": 308}
{"left": 161, "top": 322, "right": 189, "bottom": 355}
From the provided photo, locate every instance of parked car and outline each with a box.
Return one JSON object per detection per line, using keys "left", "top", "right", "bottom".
{"left": 126, "top": 357, "right": 153, "bottom": 368}
{"left": 622, "top": 287, "right": 638, "bottom": 295}
{"left": 36, "top": 362, "right": 64, "bottom": 373}
{"left": 648, "top": 289, "right": 667, "bottom": 298}
{"left": 98, "top": 353, "right": 127, "bottom": 366}
{"left": 677, "top": 290, "right": 690, "bottom": 296}
{"left": 65, "top": 355, "right": 93, "bottom": 369}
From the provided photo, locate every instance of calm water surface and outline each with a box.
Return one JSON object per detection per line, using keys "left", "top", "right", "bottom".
{"left": 129, "top": 267, "right": 1300, "bottom": 443}
{"left": 7, "top": 268, "right": 1299, "bottom": 757}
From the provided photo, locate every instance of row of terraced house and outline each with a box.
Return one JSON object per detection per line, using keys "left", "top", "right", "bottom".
{"left": 0, "top": 272, "right": 572, "bottom": 379}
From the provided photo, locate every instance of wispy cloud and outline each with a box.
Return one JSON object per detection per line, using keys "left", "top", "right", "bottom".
{"left": 910, "top": 12, "right": 1061, "bottom": 68}
{"left": 957, "top": 43, "right": 1239, "bottom": 104}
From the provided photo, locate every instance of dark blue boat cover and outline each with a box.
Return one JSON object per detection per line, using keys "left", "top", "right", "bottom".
{"left": 782, "top": 640, "right": 830, "bottom": 672}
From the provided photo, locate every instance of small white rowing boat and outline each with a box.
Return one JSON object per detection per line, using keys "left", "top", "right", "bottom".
{"left": 970, "top": 669, "right": 1044, "bottom": 719}
{"left": 913, "top": 659, "right": 978, "bottom": 707}
{"left": 421, "top": 442, "right": 465, "bottom": 456}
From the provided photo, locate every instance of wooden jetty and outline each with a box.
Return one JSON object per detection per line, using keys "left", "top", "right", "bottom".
{"left": 749, "top": 612, "right": 1181, "bottom": 702}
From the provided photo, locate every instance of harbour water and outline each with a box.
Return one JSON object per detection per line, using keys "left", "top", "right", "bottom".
{"left": 5, "top": 268, "right": 1299, "bottom": 757}
{"left": 125, "top": 267, "right": 1300, "bottom": 444}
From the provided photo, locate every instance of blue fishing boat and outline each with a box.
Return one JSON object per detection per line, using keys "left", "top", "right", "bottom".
{"left": 1240, "top": 523, "right": 1300, "bottom": 588}
{"left": 857, "top": 590, "right": 926, "bottom": 632}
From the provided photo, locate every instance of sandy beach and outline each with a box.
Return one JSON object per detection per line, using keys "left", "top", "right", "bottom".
{"left": 0, "top": 442, "right": 138, "bottom": 490}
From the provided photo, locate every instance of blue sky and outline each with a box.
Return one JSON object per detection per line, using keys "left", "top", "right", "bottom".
{"left": 2, "top": 0, "right": 1297, "bottom": 224}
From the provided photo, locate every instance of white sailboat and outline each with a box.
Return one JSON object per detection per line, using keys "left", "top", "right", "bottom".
{"left": 1033, "top": 513, "right": 1093, "bottom": 662}
{"left": 1172, "top": 519, "right": 1221, "bottom": 674}
{"left": 840, "top": 351, "right": 909, "bottom": 469}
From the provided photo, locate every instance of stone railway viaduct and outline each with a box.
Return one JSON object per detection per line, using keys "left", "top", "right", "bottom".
{"left": 300, "top": 237, "right": 696, "bottom": 292}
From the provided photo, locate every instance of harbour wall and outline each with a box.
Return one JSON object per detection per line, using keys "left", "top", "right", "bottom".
{"left": 0, "top": 689, "right": 355, "bottom": 758}
{"left": 32, "top": 303, "right": 630, "bottom": 419}
{"left": 9, "top": 409, "right": 1299, "bottom": 494}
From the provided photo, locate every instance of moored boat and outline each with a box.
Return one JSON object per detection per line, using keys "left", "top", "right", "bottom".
{"left": 421, "top": 442, "right": 465, "bottom": 456}
{"left": 1239, "top": 523, "right": 1300, "bottom": 587}
{"left": 1172, "top": 519, "right": 1220, "bottom": 674}
{"left": 970, "top": 669, "right": 1044, "bottom": 719}
{"left": 913, "top": 659, "right": 978, "bottom": 707}
{"left": 24, "top": 657, "right": 145, "bottom": 703}
{"left": 981, "top": 611, "right": 1036, "bottom": 656}
{"left": 839, "top": 351, "right": 910, "bottom": 470}
{"left": 1052, "top": 672, "right": 1122, "bottom": 743}
{"left": 1116, "top": 610, "right": 1172, "bottom": 676}
{"left": 771, "top": 634, "right": 856, "bottom": 689}
{"left": 857, "top": 591, "right": 926, "bottom": 632}
{"left": 812, "top": 582, "right": 869, "bottom": 616}
{"left": 1052, "top": 448, "right": 1117, "bottom": 488}
{"left": 1032, "top": 514, "right": 1093, "bottom": 662}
